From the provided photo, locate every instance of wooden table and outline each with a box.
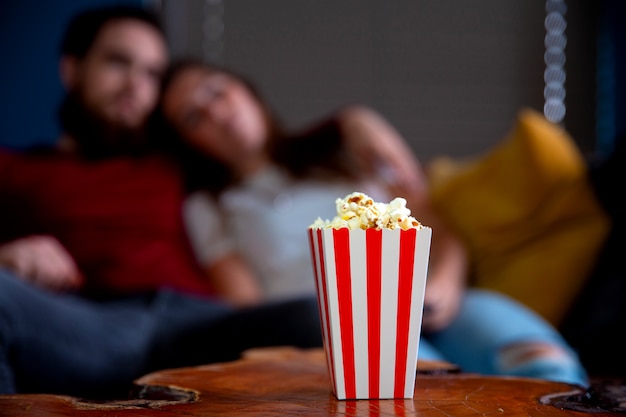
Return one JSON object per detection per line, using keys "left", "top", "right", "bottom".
{"left": 0, "top": 347, "right": 619, "bottom": 416}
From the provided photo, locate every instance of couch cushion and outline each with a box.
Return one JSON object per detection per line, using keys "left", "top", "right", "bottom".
{"left": 428, "top": 108, "right": 610, "bottom": 325}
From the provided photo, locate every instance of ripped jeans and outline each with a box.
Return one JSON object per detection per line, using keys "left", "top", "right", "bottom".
{"left": 418, "top": 289, "right": 589, "bottom": 387}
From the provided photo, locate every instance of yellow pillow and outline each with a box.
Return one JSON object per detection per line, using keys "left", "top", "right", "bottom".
{"left": 428, "top": 108, "right": 610, "bottom": 326}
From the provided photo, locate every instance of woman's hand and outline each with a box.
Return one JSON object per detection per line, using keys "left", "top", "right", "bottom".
{"left": 421, "top": 260, "right": 466, "bottom": 332}
{"left": 0, "top": 235, "right": 83, "bottom": 291}
{"left": 416, "top": 205, "right": 469, "bottom": 333}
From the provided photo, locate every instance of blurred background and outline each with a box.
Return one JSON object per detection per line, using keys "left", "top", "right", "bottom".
{"left": 0, "top": 0, "right": 623, "bottom": 161}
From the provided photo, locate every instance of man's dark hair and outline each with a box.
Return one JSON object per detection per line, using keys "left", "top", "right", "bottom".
{"left": 60, "top": 4, "right": 163, "bottom": 58}
{"left": 56, "top": 5, "right": 165, "bottom": 159}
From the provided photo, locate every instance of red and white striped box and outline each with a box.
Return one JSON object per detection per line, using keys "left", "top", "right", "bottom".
{"left": 308, "top": 226, "right": 431, "bottom": 400}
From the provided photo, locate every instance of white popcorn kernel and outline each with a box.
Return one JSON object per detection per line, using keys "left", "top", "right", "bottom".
{"left": 309, "top": 192, "right": 423, "bottom": 231}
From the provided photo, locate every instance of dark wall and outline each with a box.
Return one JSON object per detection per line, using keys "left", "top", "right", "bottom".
{"left": 162, "top": 1, "right": 600, "bottom": 161}
{"left": 565, "top": 1, "right": 599, "bottom": 155}
{"left": 0, "top": 0, "right": 145, "bottom": 150}
{"left": 596, "top": 0, "right": 626, "bottom": 155}
{"left": 220, "top": 1, "right": 547, "bottom": 161}
{"left": 1, "top": 1, "right": 610, "bottom": 157}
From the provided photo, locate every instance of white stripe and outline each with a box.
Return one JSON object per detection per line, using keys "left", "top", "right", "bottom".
{"left": 379, "top": 229, "right": 400, "bottom": 398}
{"left": 311, "top": 231, "right": 333, "bottom": 384}
{"left": 349, "top": 229, "right": 369, "bottom": 398}
{"left": 322, "top": 228, "right": 345, "bottom": 399}
{"left": 403, "top": 227, "right": 432, "bottom": 397}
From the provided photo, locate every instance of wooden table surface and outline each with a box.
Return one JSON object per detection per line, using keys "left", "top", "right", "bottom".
{"left": 0, "top": 347, "right": 618, "bottom": 416}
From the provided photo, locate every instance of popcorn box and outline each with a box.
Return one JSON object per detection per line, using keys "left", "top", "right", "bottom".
{"left": 308, "top": 226, "right": 431, "bottom": 400}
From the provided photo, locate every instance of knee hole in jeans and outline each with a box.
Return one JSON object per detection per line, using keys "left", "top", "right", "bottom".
{"left": 496, "top": 341, "right": 574, "bottom": 371}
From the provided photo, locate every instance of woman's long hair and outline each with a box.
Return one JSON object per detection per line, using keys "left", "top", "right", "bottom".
{"left": 150, "top": 58, "right": 360, "bottom": 196}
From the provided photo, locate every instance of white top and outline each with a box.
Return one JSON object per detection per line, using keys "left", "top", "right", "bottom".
{"left": 184, "top": 165, "right": 389, "bottom": 301}
{"left": 183, "top": 191, "right": 235, "bottom": 267}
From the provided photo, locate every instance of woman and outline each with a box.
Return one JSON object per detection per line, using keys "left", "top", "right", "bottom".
{"left": 152, "top": 58, "right": 589, "bottom": 387}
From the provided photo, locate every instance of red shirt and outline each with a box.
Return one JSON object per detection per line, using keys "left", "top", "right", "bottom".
{"left": 0, "top": 149, "right": 214, "bottom": 297}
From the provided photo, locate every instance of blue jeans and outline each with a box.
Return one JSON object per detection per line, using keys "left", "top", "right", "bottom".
{"left": 418, "top": 289, "right": 589, "bottom": 387}
{"left": 0, "top": 269, "right": 322, "bottom": 398}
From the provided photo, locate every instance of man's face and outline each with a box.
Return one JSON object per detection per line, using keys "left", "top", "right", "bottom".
{"left": 69, "top": 18, "right": 167, "bottom": 131}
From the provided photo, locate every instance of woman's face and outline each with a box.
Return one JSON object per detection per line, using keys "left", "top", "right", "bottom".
{"left": 162, "top": 67, "right": 269, "bottom": 165}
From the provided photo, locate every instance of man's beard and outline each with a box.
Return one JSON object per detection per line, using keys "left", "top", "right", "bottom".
{"left": 58, "top": 92, "right": 149, "bottom": 160}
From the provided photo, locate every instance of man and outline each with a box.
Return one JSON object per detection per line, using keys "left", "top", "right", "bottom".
{"left": 0, "top": 5, "right": 321, "bottom": 399}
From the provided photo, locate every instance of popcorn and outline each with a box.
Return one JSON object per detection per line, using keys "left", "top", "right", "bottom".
{"left": 310, "top": 192, "right": 422, "bottom": 230}
{"left": 307, "top": 191, "right": 432, "bottom": 399}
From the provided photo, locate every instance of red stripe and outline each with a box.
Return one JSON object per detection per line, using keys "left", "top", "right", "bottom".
{"left": 394, "top": 229, "right": 417, "bottom": 398}
{"left": 393, "top": 399, "right": 408, "bottom": 416}
{"left": 366, "top": 229, "right": 383, "bottom": 398}
{"left": 315, "top": 229, "right": 337, "bottom": 393}
{"left": 333, "top": 228, "right": 356, "bottom": 399}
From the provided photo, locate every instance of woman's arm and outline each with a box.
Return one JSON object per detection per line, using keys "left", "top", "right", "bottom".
{"left": 337, "top": 105, "right": 428, "bottom": 200}
{"left": 183, "top": 191, "right": 264, "bottom": 307}
{"left": 416, "top": 203, "right": 469, "bottom": 332}
{"left": 337, "top": 105, "right": 469, "bottom": 332}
